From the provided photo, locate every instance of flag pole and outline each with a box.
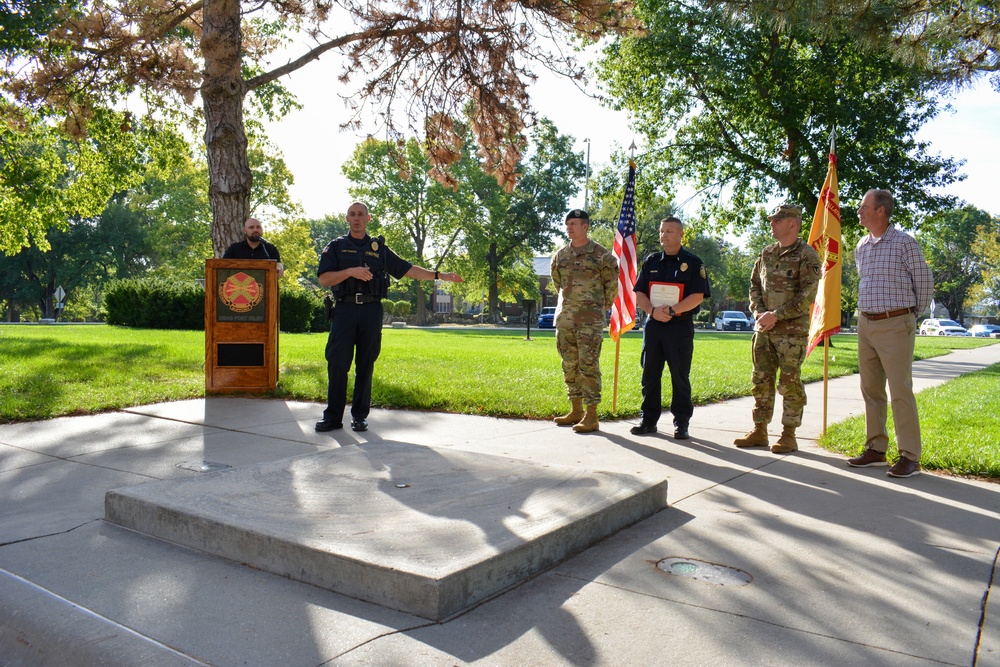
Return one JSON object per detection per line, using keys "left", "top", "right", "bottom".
{"left": 612, "top": 142, "right": 638, "bottom": 414}
{"left": 807, "top": 127, "right": 842, "bottom": 437}
{"left": 821, "top": 129, "right": 834, "bottom": 435}
{"left": 823, "top": 337, "right": 829, "bottom": 434}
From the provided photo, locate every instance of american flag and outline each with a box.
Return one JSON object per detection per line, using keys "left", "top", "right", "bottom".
{"left": 610, "top": 160, "right": 638, "bottom": 341}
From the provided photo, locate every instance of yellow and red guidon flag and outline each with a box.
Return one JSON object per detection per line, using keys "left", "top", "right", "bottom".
{"left": 610, "top": 160, "right": 638, "bottom": 341}
{"left": 806, "top": 150, "right": 843, "bottom": 355}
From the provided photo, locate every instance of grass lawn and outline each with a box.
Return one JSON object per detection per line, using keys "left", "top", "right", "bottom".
{"left": 820, "top": 363, "right": 1000, "bottom": 479}
{"left": 2, "top": 324, "right": 996, "bottom": 478}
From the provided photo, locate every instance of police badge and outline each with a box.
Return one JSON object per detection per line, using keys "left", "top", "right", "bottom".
{"left": 371, "top": 241, "right": 379, "bottom": 251}
{"left": 680, "top": 262, "right": 688, "bottom": 272}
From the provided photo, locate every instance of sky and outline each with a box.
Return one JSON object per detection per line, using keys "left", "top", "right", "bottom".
{"left": 260, "top": 48, "right": 1000, "bottom": 224}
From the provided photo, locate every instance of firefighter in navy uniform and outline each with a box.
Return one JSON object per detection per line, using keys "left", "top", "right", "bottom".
{"left": 315, "top": 201, "right": 463, "bottom": 433}
{"left": 630, "top": 216, "right": 711, "bottom": 439}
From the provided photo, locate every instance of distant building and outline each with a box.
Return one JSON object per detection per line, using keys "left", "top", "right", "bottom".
{"left": 432, "top": 281, "right": 454, "bottom": 314}
{"left": 533, "top": 256, "right": 555, "bottom": 309}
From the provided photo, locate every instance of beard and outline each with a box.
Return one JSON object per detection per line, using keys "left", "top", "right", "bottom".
{"left": 247, "top": 232, "right": 262, "bottom": 243}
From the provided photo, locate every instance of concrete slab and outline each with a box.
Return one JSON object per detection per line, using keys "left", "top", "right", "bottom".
{"left": 71, "top": 429, "right": 333, "bottom": 479}
{"left": 1, "top": 459, "right": 151, "bottom": 544}
{"left": 0, "top": 568, "right": 205, "bottom": 667}
{"left": 123, "top": 397, "right": 322, "bottom": 430}
{"left": 0, "top": 521, "right": 425, "bottom": 666}
{"left": 0, "top": 442, "right": 57, "bottom": 473}
{"left": 982, "top": 557, "right": 1000, "bottom": 666}
{"left": 2, "top": 342, "right": 999, "bottom": 666}
{"left": 330, "top": 569, "right": 936, "bottom": 666}
{"left": 0, "top": 411, "right": 219, "bottom": 457}
{"left": 105, "top": 442, "right": 668, "bottom": 620}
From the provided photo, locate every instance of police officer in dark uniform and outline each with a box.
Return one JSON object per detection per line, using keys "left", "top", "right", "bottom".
{"left": 630, "top": 216, "right": 710, "bottom": 439}
{"left": 222, "top": 217, "right": 284, "bottom": 278}
{"left": 315, "top": 201, "right": 463, "bottom": 433}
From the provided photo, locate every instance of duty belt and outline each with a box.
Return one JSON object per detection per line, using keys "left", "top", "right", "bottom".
{"left": 338, "top": 293, "right": 381, "bottom": 304}
{"left": 862, "top": 307, "right": 915, "bottom": 320}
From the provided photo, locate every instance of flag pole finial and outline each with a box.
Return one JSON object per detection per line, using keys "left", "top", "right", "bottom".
{"left": 829, "top": 127, "right": 837, "bottom": 155}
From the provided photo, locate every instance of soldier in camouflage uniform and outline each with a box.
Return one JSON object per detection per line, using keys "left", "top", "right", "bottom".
{"left": 550, "top": 209, "right": 618, "bottom": 433}
{"left": 734, "top": 204, "right": 821, "bottom": 453}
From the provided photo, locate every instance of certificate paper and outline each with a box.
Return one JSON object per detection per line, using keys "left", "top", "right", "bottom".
{"left": 649, "top": 281, "right": 684, "bottom": 308}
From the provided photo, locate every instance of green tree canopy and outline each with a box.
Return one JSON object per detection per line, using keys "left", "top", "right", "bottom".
{"left": 597, "top": 1, "right": 963, "bottom": 239}
{"left": 3, "top": 0, "right": 637, "bottom": 257}
{"left": 704, "top": 0, "right": 999, "bottom": 85}
{"left": 970, "top": 220, "right": 1000, "bottom": 313}
{"left": 918, "top": 205, "right": 998, "bottom": 324}
{"left": 0, "top": 106, "right": 145, "bottom": 254}
{"left": 455, "top": 118, "right": 587, "bottom": 317}
{"left": 342, "top": 137, "right": 466, "bottom": 323}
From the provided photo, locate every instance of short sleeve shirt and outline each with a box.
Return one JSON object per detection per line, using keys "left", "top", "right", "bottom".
{"left": 318, "top": 234, "right": 412, "bottom": 280}
{"left": 634, "top": 247, "right": 711, "bottom": 320}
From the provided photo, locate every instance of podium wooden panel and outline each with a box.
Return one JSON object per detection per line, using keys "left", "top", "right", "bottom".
{"left": 205, "top": 259, "right": 278, "bottom": 393}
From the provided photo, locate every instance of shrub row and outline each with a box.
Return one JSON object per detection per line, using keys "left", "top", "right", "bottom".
{"left": 104, "top": 278, "right": 205, "bottom": 330}
{"left": 104, "top": 278, "right": 330, "bottom": 333}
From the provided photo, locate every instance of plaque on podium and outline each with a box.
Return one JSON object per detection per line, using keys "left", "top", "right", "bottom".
{"left": 204, "top": 259, "right": 278, "bottom": 393}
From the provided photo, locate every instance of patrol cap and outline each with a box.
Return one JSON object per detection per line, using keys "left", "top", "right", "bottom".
{"left": 768, "top": 203, "right": 803, "bottom": 220}
{"left": 565, "top": 209, "right": 589, "bottom": 222}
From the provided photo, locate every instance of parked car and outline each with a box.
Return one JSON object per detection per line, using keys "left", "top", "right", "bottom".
{"left": 715, "top": 310, "right": 753, "bottom": 331}
{"left": 969, "top": 323, "right": 1000, "bottom": 338}
{"left": 537, "top": 306, "right": 556, "bottom": 329}
{"left": 919, "top": 318, "right": 972, "bottom": 336}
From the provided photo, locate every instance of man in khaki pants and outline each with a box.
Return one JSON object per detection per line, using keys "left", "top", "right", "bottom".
{"left": 847, "top": 189, "right": 933, "bottom": 478}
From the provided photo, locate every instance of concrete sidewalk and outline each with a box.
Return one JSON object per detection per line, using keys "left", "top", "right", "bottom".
{"left": 2, "top": 344, "right": 999, "bottom": 666}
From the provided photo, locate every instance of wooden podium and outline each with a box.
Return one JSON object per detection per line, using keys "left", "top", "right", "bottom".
{"left": 205, "top": 259, "right": 279, "bottom": 394}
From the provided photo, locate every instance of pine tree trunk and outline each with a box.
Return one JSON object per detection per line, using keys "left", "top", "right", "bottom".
{"left": 201, "top": 0, "right": 252, "bottom": 257}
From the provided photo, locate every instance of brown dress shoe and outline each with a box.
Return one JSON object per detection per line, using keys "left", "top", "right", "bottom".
{"left": 887, "top": 456, "right": 921, "bottom": 478}
{"left": 846, "top": 448, "right": 888, "bottom": 467}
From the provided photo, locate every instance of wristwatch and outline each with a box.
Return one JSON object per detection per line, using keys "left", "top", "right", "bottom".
{"left": 668, "top": 306, "right": 676, "bottom": 317}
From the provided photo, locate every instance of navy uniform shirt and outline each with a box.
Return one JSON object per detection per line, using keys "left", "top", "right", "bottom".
{"left": 223, "top": 238, "right": 281, "bottom": 262}
{"left": 634, "top": 247, "right": 711, "bottom": 325}
{"left": 318, "top": 234, "right": 412, "bottom": 280}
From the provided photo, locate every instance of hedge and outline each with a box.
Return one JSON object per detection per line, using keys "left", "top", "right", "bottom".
{"left": 104, "top": 278, "right": 328, "bottom": 333}
{"left": 105, "top": 278, "right": 204, "bottom": 330}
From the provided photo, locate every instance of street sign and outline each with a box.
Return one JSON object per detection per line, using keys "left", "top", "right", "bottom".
{"left": 54, "top": 285, "right": 66, "bottom": 303}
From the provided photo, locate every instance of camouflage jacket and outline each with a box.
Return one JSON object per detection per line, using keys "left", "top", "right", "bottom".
{"left": 550, "top": 240, "right": 618, "bottom": 329}
{"left": 749, "top": 238, "right": 821, "bottom": 336}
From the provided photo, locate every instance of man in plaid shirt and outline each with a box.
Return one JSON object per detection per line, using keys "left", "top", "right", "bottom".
{"left": 847, "top": 189, "right": 934, "bottom": 478}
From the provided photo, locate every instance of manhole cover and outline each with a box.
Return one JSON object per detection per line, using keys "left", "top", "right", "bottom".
{"left": 656, "top": 557, "right": 752, "bottom": 586}
{"left": 176, "top": 461, "right": 232, "bottom": 473}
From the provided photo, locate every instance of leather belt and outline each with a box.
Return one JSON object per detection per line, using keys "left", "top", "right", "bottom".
{"left": 862, "top": 307, "right": 915, "bottom": 320}
{"left": 337, "top": 294, "right": 381, "bottom": 304}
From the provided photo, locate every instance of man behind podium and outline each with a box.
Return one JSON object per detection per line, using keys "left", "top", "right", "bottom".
{"left": 223, "top": 217, "right": 284, "bottom": 279}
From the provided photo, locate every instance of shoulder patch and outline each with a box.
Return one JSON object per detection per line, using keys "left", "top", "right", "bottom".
{"left": 700, "top": 265, "right": 707, "bottom": 278}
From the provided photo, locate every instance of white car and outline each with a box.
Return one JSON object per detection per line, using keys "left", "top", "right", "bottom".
{"left": 715, "top": 310, "right": 753, "bottom": 331}
{"left": 919, "top": 318, "right": 972, "bottom": 336}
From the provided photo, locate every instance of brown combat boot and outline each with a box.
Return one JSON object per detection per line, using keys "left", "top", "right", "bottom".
{"left": 554, "top": 398, "right": 584, "bottom": 426}
{"left": 572, "top": 404, "right": 600, "bottom": 433}
{"left": 734, "top": 423, "right": 769, "bottom": 448}
{"left": 771, "top": 426, "right": 798, "bottom": 453}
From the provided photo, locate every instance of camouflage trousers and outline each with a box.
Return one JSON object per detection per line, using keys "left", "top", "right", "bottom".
{"left": 556, "top": 326, "right": 604, "bottom": 405}
{"left": 750, "top": 331, "right": 808, "bottom": 427}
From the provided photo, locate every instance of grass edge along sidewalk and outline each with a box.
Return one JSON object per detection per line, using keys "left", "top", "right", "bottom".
{"left": 820, "top": 362, "right": 1000, "bottom": 479}
{"left": 1, "top": 325, "right": 997, "bottom": 478}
